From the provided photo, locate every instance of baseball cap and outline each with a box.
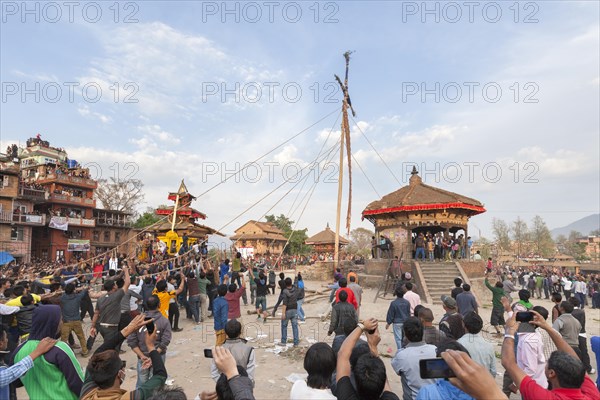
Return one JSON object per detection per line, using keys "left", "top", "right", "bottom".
{"left": 441, "top": 294, "right": 457, "bottom": 309}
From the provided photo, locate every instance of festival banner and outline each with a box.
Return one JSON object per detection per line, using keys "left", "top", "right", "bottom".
{"left": 49, "top": 216, "right": 68, "bottom": 231}
{"left": 67, "top": 239, "right": 90, "bottom": 252}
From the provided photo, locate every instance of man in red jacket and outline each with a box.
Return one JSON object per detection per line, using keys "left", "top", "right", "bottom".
{"left": 335, "top": 278, "right": 358, "bottom": 310}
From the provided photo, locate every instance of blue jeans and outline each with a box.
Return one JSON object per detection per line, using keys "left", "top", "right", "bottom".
{"left": 297, "top": 299, "right": 305, "bottom": 321}
{"left": 189, "top": 295, "right": 200, "bottom": 322}
{"left": 136, "top": 353, "right": 167, "bottom": 389}
{"left": 281, "top": 309, "right": 299, "bottom": 345}
{"left": 392, "top": 323, "right": 404, "bottom": 350}
{"left": 415, "top": 247, "right": 425, "bottom": 260}
{"left": 575, "top": 292, "right": 586, "bottom": 309}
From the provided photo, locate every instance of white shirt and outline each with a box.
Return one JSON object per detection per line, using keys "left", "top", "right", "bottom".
{"left": 109, "top": 257, "right": 118, "bottom": 271}
{"left": 290, "top": 380, "right": 336, "bottom": 400}
{"left": 130, "top": 279, "right": 143, "bottom": 311}
{"left": 574, "top": 281, "right": 586, "bottom": 294}
{"left": 403, "top": 290, "right": 421, "bottom": 315}
{"left": 167, "top": 282, "right": 176, "bottom": 304}
{"left": 473, "top": 253, "right": 482, "bottom": 260}
{"left": 562, "top": 278, "right": 573, "bottom": 291}
{"left": 517, "top": 331, "right": 547, "bottom": 388}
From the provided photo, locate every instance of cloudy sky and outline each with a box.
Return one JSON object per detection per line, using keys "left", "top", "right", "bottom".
{"left": 1, "top": 1, "right": 599, "bottom": 239}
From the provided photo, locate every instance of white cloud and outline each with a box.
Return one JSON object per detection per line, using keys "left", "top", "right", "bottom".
{"left": 12, "top": 69, "right": 58, "bottom": 82}
{"left": 77, "top": 105, "right": 112, "bottom": 124}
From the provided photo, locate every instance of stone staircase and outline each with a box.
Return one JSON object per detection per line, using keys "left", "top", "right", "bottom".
{"left": 418, "top": 262, "right": 463, "bottom": 305}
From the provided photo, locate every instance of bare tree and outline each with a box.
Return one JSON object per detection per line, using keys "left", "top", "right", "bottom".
{"left": 530, "top": 215, "right": 555, "bottom": 257}
{"left": 95, "top": 177, "right": 145, "bottom": 217}
{"left": 511, "top": 217, "right": 529, "bottom": 257}
{"left": 347, "top": 227, "right": 374, "bottom": 256}
{"left": 492, "top": 218, "right": 511, "bottom": 253}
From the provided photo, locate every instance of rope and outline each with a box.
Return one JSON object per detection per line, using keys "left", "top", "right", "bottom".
{"left": 350, "top": 115, "right": 402, "bottom": 186}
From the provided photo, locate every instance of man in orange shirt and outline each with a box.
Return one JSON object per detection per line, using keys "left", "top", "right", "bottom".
{"left": 152, "top": 273, "right": 184, "bottom": 320}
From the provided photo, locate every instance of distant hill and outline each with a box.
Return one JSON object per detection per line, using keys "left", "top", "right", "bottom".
{"left": 551, "top": 214, "right": 600, "bottom": 238}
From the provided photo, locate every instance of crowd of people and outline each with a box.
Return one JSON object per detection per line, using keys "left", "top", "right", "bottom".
{"left": 0, "top": 251, "right": 599, "bottom": 400}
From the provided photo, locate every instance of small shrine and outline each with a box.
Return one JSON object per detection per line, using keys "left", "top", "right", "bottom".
{"left": 362, "top": 167, "right": 485, "bottom": 258}
{"left": 305, "top": 223, "right": 349, "bottom": 254}
{"left": 153, "top": 181, "right": 223, "bottom": 255}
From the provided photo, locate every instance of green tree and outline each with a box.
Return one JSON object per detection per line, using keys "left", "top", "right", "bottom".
{"left": 476, "top": 237, "right": 492, "bottom": 260}
{"left": 265, "top": 214, "right": 310, "bottom": 255}
{"left": 530, "top": 215, "right": 555, "bottom": 257}
{"left": 492, "top": 218, "right": 511, "bottom": 253}
{"left": 561, "top": 230, "right": 588, "bottom": 261}
{"left": 133, "top": 207, "right": 160, "bottom": 228}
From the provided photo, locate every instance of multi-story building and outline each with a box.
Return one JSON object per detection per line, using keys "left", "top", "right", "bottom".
{"left": 0, "top": 153, "right": 46, "bottom": 264}
{"left": 92, "top": 209, "right": 134, "bottom": 257}
{"left": 16, "top": 136, "right": 98, "bottom": 263}
{"left": 578, "top": 236, "right": 600, "bottom": 263}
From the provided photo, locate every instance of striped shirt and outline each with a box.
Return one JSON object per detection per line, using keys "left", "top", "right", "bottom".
{"left": 0, "top": 356, "right": 33, "bottom": 400}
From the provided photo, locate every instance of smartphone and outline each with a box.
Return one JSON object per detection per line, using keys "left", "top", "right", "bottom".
{"left": 419, "top": 358, "right": 456, "bottom": 379}
{"left": 516, "top": 311, "right": 534, "bottom": 322}
{"left": 204, "top": 348, "right": 213, "bottom": 358}
{"left": 144, "top": 317, "right": 155, "bottom": 334}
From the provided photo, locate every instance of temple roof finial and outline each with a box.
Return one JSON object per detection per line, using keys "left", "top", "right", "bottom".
{"left": 411, "top": 166, "right": 418, "bottom": 175}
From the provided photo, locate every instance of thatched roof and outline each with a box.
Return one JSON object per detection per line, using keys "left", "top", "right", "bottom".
{"left": 362, "top": 169, "right": 485, "bottom": 218}
{"left": 305, "top": 224, "right": 349, "bottom": 245}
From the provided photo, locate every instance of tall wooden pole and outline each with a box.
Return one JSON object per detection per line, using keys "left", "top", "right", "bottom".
{"left": 334, "top": 117, "right": 345, "bottom": 268}
{"left": 334, "top": 51, "right": 355, "bottom": 269}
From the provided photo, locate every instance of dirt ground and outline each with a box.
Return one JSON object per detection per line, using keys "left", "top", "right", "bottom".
{"left": 18, "top": 277, "right": 600, "bottom": 399}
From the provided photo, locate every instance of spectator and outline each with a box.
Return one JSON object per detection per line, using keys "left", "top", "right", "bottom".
{"left": 391, "top": 317, "right": 437, "bottom": 400}
{"left": 0, "top": 325, "right": 57, "bottom": 398}
{"left": 439, "top": 295, "right": 465, "bottom": 340}
{"left": 213, "top": 285, "right": 229, "bottom": 346}
{"left": 128, "top": 295, "right": 172, "bottom": 388}
{"left": 403, "top": 283, "right": 421, "bottom": 315}
{"left": 450, "top": 278, "right": 463, "bottom": 299}
{"left": 551, "top": 292, "right": 562, "bottom": 323}
{"left": 335, "top": 278, "right": 358, "bottom": 310}
{"left": 569, "top": 297, "right": 595, "bottom": 374}
{"left": 553, "top": 301, "right": 582, "bottom": 353}
{"left": 385, "top": 286, "right": 411, "bottom": 350}
{"left": 502, "top": 276, "right": 517, "bottom": 303}
{"left": 60, "top": 283, "right": 89, "bottom": 356}
{"left": 164, "top": 274, "right": 185, "bottom": 332}
{"left": 347, "top": 275, "right": 363, "bottom": 317}
{"left": 416, "top": 340, "right": 475, "bottom": 400}
{"left": 458, "top": 312, "right": 496, "bottom": 377}
{"left": 455, "top": 284, "right": 478, "bottom": 317}
{"left": 225, "top": 283, "right": 245, "bottom": 320}
{"left": 200, "top": 347, "right": 255, "bottom": 400}
{"left": 211, "top": 319, "right": 255, "bottom": 384}
{"left": 592, "top": 336, "right": 600, "bottom": 389}
{"left": 335, "top": 318, "right": 399, "bottom": 400}
{"left": 484, "top": 277, "right": 506, "bottom": 335}
{"left": 502, "top": 310, "right": 599, "bottom": 400}
{"left": 90, "top": 268, "right": 131, "bottom": 347}
{"left": 280, "top": 277, "right": 300, "bottom": 346}
{"left": 531, "top": 306, "right": 557, "bottom": 363}
{"left": 296, "top": 273, "right": 306, "bottom": 323}
{"left": 81, "top": 314, "right": 167, "bottom": 400}
{"left": 11, "top": 304, "right": 84, "bottom": 400}
{"left": 416, "top": 308, "right": 446, "bottom": 347}
{"left": 253, "top": 271, "right": 269, "bottom": 323}
{"left": 290, "top": 342, "right": 336, "bottom": 399}
{"left": 198, "top": 270, "right": 211, "bottom": 322}
{"left": 328, "top": 290, "right": 358, "bottom": 337}
{"left": 271, "top": 273, "right": 287, "bottom": 316}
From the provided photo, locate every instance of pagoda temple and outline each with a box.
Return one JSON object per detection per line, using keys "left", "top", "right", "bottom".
{"left": 230, "top": 220, "right": 287, "bottom": 257}
{"left": 305, "top": 223, "right": 349, "bottom": 254}
{"left": 153, "top": 181, "right": 223, "bottom": 255}
{"left": 362, "top": 167, "right": 485, "bottom": 258}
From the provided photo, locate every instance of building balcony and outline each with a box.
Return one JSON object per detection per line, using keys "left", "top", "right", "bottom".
{"left": 18, "top": 187, "right": 48, "bottom": 202}
{"left": 48, "top": 193, "right": 96, "bottom": 208}
{"left": 0, "top": 211, "right": 46, "bottom": 225}
{"left": 67, "top": 217, "right": 96, "bottom": 227}
{"left": 94, "top": 218, "right": 132, "bottom": 227}
{"left": 36, "top": 173, "right": 97, "bottom": 189}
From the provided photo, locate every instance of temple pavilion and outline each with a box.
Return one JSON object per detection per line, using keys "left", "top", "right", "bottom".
{"left": 305, "top": 223, "right": 349, "bottom": 253}
{"left": 362, "top": 167, "right": 485, "bottom": 258}
{"left": 152, "top": 181, "right": 223, "bottom": 255}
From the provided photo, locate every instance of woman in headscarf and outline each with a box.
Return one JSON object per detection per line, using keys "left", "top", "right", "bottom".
{"left": 11, "top": 304, "right": 84, "bottom": 399}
